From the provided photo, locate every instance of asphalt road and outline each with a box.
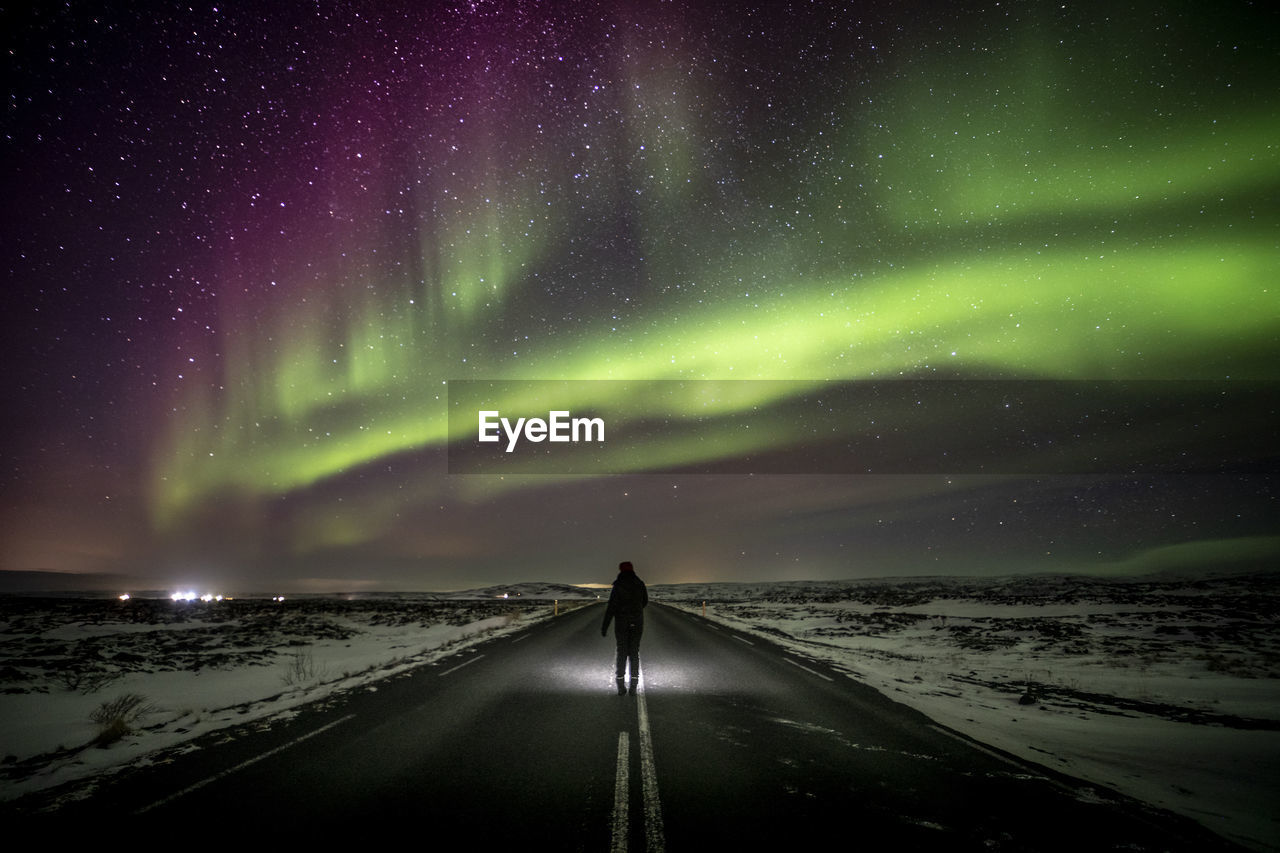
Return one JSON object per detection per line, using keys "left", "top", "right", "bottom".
{"left": 28, "top": 603, "right": 1243, "bottom": 849}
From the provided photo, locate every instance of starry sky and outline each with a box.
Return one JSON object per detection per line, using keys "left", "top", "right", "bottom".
{"left": 3, "top": 0, "right": 1277, "bottom": 593}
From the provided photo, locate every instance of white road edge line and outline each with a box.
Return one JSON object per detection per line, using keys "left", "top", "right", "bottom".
{"left": 135, "top": 713, "right": 358, "bottom": 814}
{"left": 438, "top": 654, "right": 485, "bottom": 676}
{"left": 732, "top": 635, "right": 754, "bottom": 646}
{"left": 928, "top": 724, "right": 1032, "bottom": 773}
{"left": 510, "top": 633, "right": 530, "bottom": 643}
{"left": 611, "top": 731, "right": 630, "bottom": 853}
{"left": 783, "top": 657, "right": 835, "bottom": 682}
{"left": 636, "top": 683, "right": 666, "bottom": 852}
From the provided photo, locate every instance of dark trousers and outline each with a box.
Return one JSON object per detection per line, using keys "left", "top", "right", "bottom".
{"left": 614, "top": 619, "right": 643, "bottom": 682}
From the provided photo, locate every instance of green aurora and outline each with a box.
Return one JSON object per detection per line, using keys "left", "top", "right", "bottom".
{"left": 149, "top": 35, "right": 1278, "bottom": 530}
{"left": 4, "top": 0, "right": 1277, "bottom": 588}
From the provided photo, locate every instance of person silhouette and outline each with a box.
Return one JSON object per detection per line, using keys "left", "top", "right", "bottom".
{"left": 601, "top": 560, "right": 648, "bottom": 695}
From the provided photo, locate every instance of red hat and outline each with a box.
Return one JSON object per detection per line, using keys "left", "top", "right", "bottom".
{"left": 618, "top": 561, "right": 634, "bottom": 572}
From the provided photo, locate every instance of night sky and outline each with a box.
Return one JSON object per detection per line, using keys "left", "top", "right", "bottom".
{"left": 3, "top": 1, "right": 1277, "bottom": 593}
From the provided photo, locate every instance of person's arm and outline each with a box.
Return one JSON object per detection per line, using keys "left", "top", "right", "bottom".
{"left": 601, "top": 588, "right": 615, "bottom": 635}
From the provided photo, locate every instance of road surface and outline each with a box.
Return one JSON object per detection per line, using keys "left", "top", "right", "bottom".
{"left": 21, "top": 603, "right": 1242, "bottom": 849}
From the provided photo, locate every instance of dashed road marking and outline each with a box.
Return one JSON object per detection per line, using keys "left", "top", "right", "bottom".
{"left": 783, "top": 657, "right": 835, "bottom": 682}
{"left": 438, "top": 654, "right": 484, "bottom": 677}
{"left": 732, "top": 635, "right": 754, "bottom": 646}
{"left": 135, "top": 713, "right": 357, "bottom": 814}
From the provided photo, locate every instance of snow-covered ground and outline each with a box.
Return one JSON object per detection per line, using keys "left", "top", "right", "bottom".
{"left": 0, "top": 584, "right": 596, "bottom": 808}
{"left": 2, "top": 573, "right": 1277, "bottom": 850}
{"left": 655, "top": 572, "right": 1280, "bottom": 852}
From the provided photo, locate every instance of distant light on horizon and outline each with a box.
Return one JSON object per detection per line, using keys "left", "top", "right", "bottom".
{"left": 170, "top": 590, "right": 226, "bottom": 602}
{"left": 118, "top": 593, "right": 130, "bottom": 601}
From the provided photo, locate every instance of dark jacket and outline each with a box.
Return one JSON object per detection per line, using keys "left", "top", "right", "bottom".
{"left": 602, "top": 570, "right": 648, "bottom": 634}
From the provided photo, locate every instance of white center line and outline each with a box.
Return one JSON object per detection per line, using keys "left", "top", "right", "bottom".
{"left": 783, "top": 657, "right": 835, "bottom": 682}
{"left": 635, "top": 682, "right": 666, "bottom": 852}
{"left": 732, "top": 635, "right": 755, "bottom": 646}
{"left": 438, "top": 654, "right": 484, "bottom": 677}
{"left": 611, "top": 731, "right": 630, "bottom": 853}
{"left": 135, "top": 713, "right": 357, "bottom": 814}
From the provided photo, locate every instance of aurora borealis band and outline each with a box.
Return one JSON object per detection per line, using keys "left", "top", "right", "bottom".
{"left": 3, "top": 1, "right": 1278, "bottom": 591}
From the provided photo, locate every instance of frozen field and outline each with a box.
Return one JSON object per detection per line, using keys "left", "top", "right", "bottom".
{"left": 0, "top": 584, "right": 595, "bottom": 807}
{"left": 657, "top": 572, "right": 1280, "bottom": 851}
{"left": 1, "top": 572, "right": 1276, "bottom": 849}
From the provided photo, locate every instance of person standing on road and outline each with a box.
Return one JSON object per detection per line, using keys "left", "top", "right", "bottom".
{"left": 601, "top": 560, "right": 648, "bottom": 695}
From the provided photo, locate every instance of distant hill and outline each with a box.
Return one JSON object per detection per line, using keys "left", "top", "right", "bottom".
{"left": 0, "top": 570, "right": 141, "bottom": 596}
{"left": 0, "top": 572, "right": 605, "bottom": 600}
{"left": 438, "top": 581, "right": 604, "bottom": 600}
